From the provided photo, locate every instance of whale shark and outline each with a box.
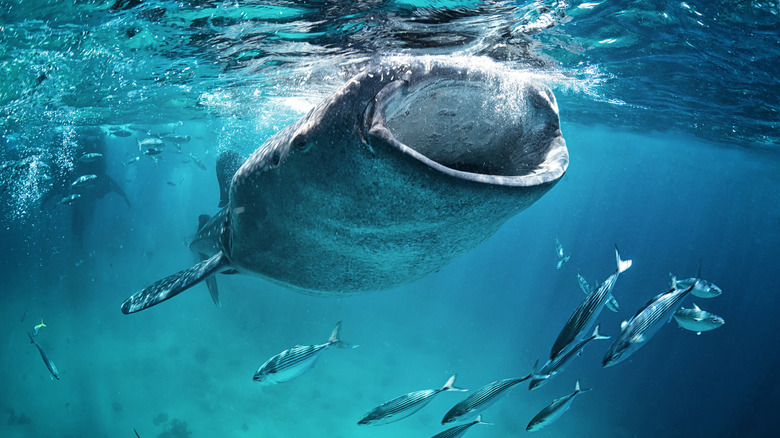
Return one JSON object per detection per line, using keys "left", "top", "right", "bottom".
{"left": 121, "top": 56, "right": 569, "bottom": 314}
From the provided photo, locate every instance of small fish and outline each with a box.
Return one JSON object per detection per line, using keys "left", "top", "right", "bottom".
{"left": 143, "top": 147, "right": 163, "bottom": 156}
{"left": 166, "top": 181, "right": 176, "bottom": 186}
{"left": 188, "top": 153, "right": 206, "bottom": 171}
{"left": 164, "top": 134, "right": 191, "bottom": 144}
{"left": 603, "top": 282, "right": 698, "bottom": 367}
{"left": 551, "top": 245, "right": 631, "bottom": 359}
{"left": 253, "top": 321, "right": 356, "bottom": 385}
{"left": 670, "top": 261, "right": 722, "bottom": 298}
{"left": 555, "top": 238, "right": 570, "bottom": 269}
{"left": 672, "top": 275, "right": 722, "bottom": 299}
{"left": 133, "top": 427, "right": 141, "bottom": 438}
{"left": 71, "top": 174, "right": 98, "bottom": 188}
{"left": 28, "top": 332, "right": 59, "bottom": 380}
{"left": 530, "top": 324, "right": 610, "bottom": 390}
{"left": 673, "top": 303, "right": 725, "bottom": 335}
{"left": 577, "top": 272, "right": 619, "bottom": 312}
{"left": 526, "top": 381, "right": 591, "bottom": 431}
{"left": 110, "top": 128, "right": 132, "bottom": 137}
{"left": 58, "top": 194, "right": 82, "bottom": 205}
{"left": 442, "top": 375, "right": 529, "bottom": 424}
{"left": 124, "top": 156, "right": 140, "bottom": 166}
{"left": 359, "top": 375, "right": 466, "bottom": 426}
{"left": 556, "top": 255, "right": 570, "bottom": 270}
{"left": 33, "top": 318, "right": 46, "bottom": 336}
{"left": 78, "top": 153, "right": 103, "bottom": 163}
{"left": 432, "top": 415, "right": 490, "bottom": 438}
{"left": 137, "top": 138, "right": 164, "bottom": 150}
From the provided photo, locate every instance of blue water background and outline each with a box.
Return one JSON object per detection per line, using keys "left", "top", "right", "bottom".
{"left": 2, "top": 121, "right": 778, "bottom": 437}
{"left": 2, "top": 0, "right": 780, "bottom": 437}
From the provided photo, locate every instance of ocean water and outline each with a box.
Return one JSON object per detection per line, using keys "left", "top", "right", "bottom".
{"left": 1, "top": 1, "right": 779, "bottom": 438}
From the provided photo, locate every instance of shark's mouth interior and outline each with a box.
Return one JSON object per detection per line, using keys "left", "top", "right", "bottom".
{"left": 368, "top": 72, "right": 568, "bottom": 186}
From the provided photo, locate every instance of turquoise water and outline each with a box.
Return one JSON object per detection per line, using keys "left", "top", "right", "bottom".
{"left": 2, "top": 1, "right": 779, "bottom": 437}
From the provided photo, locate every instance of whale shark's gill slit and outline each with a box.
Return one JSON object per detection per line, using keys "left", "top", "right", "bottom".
{"left": 121, "top": 253, "right": 229, "bottom": 314}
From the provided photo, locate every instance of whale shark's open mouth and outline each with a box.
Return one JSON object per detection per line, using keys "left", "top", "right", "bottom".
{"left": 366, "top": 68, "right": 568, "bottom": 186}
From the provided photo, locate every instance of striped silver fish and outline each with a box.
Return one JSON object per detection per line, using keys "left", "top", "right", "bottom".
{"left": 530, "top": 324, "right": 609, "bottom": 390}
{"left": 550, "top": 245, "right": 631, "bottom": 359}
{"left": 526, "top": 381, "right": 591, "bottom": 432}
{"left": 28, "top": 332, "right": 59, "bottom": 380}
{"left": 442, "top": 375, "right": 530, "bottom": 424}
{"left": 432, "top": 415, "right": 490, "bottom": 438}
{"left": 359, "top": 375, "right": 466, "bottom": 426}
{"left": 252, "top": 321, "right": 356, "bottom": 385}
{"left": 603, "top": 282, "right": 698, "bottom": 367}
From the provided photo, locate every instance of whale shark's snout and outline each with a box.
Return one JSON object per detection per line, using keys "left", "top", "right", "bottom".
{"left": 122, "top": 57, "right": 569, "bottom": 314}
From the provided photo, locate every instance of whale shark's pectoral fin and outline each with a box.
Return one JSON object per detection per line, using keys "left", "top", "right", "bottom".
{"left": 199, "top": 253, "right": 222, "bottom": 308}
{"left": 121, "top": 252, "right": 229, "bottom": 314}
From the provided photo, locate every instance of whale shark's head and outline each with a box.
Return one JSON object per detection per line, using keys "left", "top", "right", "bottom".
{"left": 236, "top": 57, "right": 567, "bottom": 187}
{"left": 228, "top": 57, "right": 569, "bottom": 294}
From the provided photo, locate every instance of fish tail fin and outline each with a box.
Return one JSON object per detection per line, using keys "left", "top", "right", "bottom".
{"left": 441, "top": 375, "right": 467, "bottom": 392}
{"left": 475, "top": 415, "right": 493, "bottom": 425}
{"left": 615, "top": 245, "right": 632, "bottom": 274}
{"left": 575, "top": 380, "right": 593, "bottom": 393}
{"left": 592, "top": 324, "right": 611, "bottom": 341}
{"left": 328, "top": 321, "right": 358, "bottom": 349}
{"left": 121, "top": 252, "right": 229, "bottom": 314}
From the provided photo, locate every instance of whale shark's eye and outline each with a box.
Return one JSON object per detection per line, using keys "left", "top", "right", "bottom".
{"left": 293, "top": 135, "right": 310, "bottom": 153}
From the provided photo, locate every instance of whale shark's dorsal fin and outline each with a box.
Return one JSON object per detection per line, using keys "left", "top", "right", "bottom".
{"left": 216, "top": 150, "right": 245, "bottom": 208}
{"left": 121, "top": 252, "right": 230, "bottom": 314}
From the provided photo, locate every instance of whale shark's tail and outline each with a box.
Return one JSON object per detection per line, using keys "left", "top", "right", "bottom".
{"left": 121, "top": 252, "right": 230, "bottom": 314}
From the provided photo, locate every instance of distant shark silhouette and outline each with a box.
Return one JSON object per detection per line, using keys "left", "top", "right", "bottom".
{"left": 55, "top": 129, "right": 129, "bottom": 238}
{"left": 121, "top": 56, "right": 568, "bottom": 314}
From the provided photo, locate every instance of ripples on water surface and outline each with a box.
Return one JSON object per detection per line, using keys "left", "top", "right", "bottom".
{"left": 2, "top": 0, "right": 777, "bottom": 140}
